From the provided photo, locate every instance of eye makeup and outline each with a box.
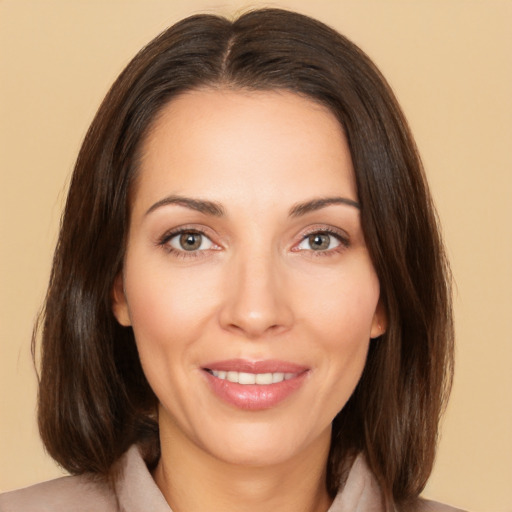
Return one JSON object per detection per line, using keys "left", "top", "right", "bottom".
{"left": 156, "top": 226, "right": 220, "bottom": 259}
{"left": 155, "top": 222, "right": 351, "bottom": 261}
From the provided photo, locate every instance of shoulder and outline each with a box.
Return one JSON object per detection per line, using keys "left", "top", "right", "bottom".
{"left": 0, "top": 474, "right": 117, "bottom": 512}
{"left": 330, "top": 454, "right": 468, "bottom": 512}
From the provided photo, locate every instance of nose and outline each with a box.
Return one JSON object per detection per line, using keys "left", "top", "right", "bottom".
{"left": 218, "top": 249, "right": 294, "bottom": 339}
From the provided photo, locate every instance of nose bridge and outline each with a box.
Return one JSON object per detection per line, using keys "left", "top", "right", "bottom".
{"left": 219, "top": 243, "right": 293, "bottom": 338}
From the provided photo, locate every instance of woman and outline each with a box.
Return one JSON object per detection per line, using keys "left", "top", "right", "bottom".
{"left": 0, "top": 8, "right": 461, "bottom": 512}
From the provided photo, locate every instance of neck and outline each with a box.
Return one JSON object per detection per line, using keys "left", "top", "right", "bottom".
{"left": 153, "top": 412, "right": 332, "bottom": 512}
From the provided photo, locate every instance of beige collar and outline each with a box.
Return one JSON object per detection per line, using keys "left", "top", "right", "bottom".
{"left": 114, "top": 445, "right": 383, "bottom": 512}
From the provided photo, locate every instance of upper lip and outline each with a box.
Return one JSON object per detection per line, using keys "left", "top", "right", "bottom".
{"left": 202, "top": 359, "right": 308, "bottom": 374}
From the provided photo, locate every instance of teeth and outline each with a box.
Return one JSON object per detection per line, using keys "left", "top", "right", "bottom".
{"left": 256, "top": 373, "right": 273, "bottom": 384}
{"left": 238, "top": 372, "right": 256, "bottom": 384}
{"left": 227, "top": 371, "right": 238, "bottom": 383}
{"left": 210, "top": 370, "right": 297, "bottom": 385}
{"left": 272, "top": 372, "right": 285, "bottom": 383}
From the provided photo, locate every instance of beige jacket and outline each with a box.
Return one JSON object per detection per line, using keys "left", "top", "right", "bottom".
{"left": 0, "top": 446, "right": 465, "bottom": 512}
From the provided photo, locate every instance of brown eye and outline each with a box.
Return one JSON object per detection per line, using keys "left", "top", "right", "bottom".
{"left": 308, "top": 233, "right": 331, "bottom": 251}
{"left": 296, "top": 231, "right": 344, "bottom": 252}
{"left": 167, "top": 231, "right": 214, "bottom": 252}
{"left": 180, "top": 233, "right": 202, "bottom": 251}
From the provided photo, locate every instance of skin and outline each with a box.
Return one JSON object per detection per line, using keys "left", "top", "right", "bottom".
{"left": 113, "top": 89, "right": 386, "bottom": 512}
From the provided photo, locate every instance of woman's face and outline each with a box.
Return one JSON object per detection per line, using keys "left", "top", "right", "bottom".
{"left": 113, "top": 89, "right": 385, "bottom": 467}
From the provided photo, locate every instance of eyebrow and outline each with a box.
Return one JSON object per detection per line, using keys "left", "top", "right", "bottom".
{"left": 145, "top": 195, "right": 225, "bottom": 217}
{"left": 289, "top": 196, "right": 360, "bottom": 217}
{"left": 145, "top": 194, "right": 360, "bottom": 218}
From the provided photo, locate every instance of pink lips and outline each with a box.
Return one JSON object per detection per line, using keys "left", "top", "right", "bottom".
{"left": 202, "top": 359, "right": 309, "bottom": 411}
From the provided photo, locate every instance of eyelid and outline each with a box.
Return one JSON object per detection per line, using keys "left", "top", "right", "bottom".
{"left": 291, "top": 225, "right": 351, "bottom": 252}
{"left": 157, "top": 225, "right": 222, "bottom": 255}
{"left": 156, "top": 223, "right": 350, "bottom": 257}
{"left": 168, "top": 231, "right": 214, "bottom": 251}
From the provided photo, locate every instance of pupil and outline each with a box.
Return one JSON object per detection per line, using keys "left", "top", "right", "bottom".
{"left": 180, "top": 233, "right": 201, "bottom": 250}
{"left": 310, "top": 233, "right": 329, "bottom": 250}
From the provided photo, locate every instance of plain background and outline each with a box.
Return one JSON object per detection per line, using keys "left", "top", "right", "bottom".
{"left": 1, "top": 1, "right": 511, "bottom": 511}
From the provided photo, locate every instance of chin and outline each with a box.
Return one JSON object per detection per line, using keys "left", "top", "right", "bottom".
{"left": 196, "top": 419, "right": 331, "bottom": 468}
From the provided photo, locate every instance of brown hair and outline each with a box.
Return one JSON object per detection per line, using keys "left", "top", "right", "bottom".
{"left": 35, "top": 8, "right": 453, "bottom": 510}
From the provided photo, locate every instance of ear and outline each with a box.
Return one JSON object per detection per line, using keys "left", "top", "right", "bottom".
{"left": 112, "top": 272, "right": 132, "bottom": 327}
{"left": 370, "top": 299, "right": 387, "bottom": 339}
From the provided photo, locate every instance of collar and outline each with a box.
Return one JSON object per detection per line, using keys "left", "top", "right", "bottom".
{"left": 114, "top": 445, "right": 382, "bottom": 512}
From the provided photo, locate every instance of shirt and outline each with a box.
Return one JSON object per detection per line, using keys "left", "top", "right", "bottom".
{"left": 0, "top": 445, "right": 465, "bottom": 511}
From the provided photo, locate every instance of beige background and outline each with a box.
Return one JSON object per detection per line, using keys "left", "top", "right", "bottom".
{"left": 1, "top": 1, "right": 511, "bottom": 510}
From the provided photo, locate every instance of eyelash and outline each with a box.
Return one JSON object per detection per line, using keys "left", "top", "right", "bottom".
{"left": 157, "top": 227, "right": 216, "bottom": 259}
{"left": 157, "top": 226, "right": 350, "bottom": 259}
{"left": 295, "top": 227, "right": 350, "bottom": 257}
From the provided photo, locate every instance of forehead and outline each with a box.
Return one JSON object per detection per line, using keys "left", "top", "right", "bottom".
{"left": 134, "top": 88, "right": 357, "bottom": 213}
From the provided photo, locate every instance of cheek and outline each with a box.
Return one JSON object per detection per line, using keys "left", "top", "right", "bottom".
{"left": 122, "top": 255, "right": 222, "bottom": 375}
{"left": 122, "top": 257, "right": 223, "bottom": 410}
{"left": 311, "top": 273, "right": 378, "bottom": 410}
{"left": 299, "top": 261, "right": 380, "bottom": 345}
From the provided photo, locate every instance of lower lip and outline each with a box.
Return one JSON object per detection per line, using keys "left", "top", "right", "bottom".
{"left": 203, "top": 371, "right": 308, "bottom": 411}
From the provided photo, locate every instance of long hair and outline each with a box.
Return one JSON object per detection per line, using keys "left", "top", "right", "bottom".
{"left": 35, "top": 9, "right": 453, "bottom": 510}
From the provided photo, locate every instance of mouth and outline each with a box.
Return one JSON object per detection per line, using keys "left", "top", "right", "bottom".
{"left": 202, "top": 359, "right": 309, "bottom": 410}
{"left": 205, "top": 369, "right": 299, "bottom": 385}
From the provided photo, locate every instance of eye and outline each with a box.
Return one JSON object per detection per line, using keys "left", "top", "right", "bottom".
{"left": 167, "top": 231, "right": 214, "bottom": 252}
{"left": 296, "top": 231, "right": 345, "bottom": 252}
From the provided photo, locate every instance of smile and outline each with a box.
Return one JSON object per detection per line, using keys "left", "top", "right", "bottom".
{"left": 202, "top": 360, "right": 309, "bottom": 410}
{"left": 207, "top": 370, "right": 298, "bottom": 385}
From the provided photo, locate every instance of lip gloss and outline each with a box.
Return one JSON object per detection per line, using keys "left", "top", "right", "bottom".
{"left": 202, "top": 359, "right": 309, "bottom": 410}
